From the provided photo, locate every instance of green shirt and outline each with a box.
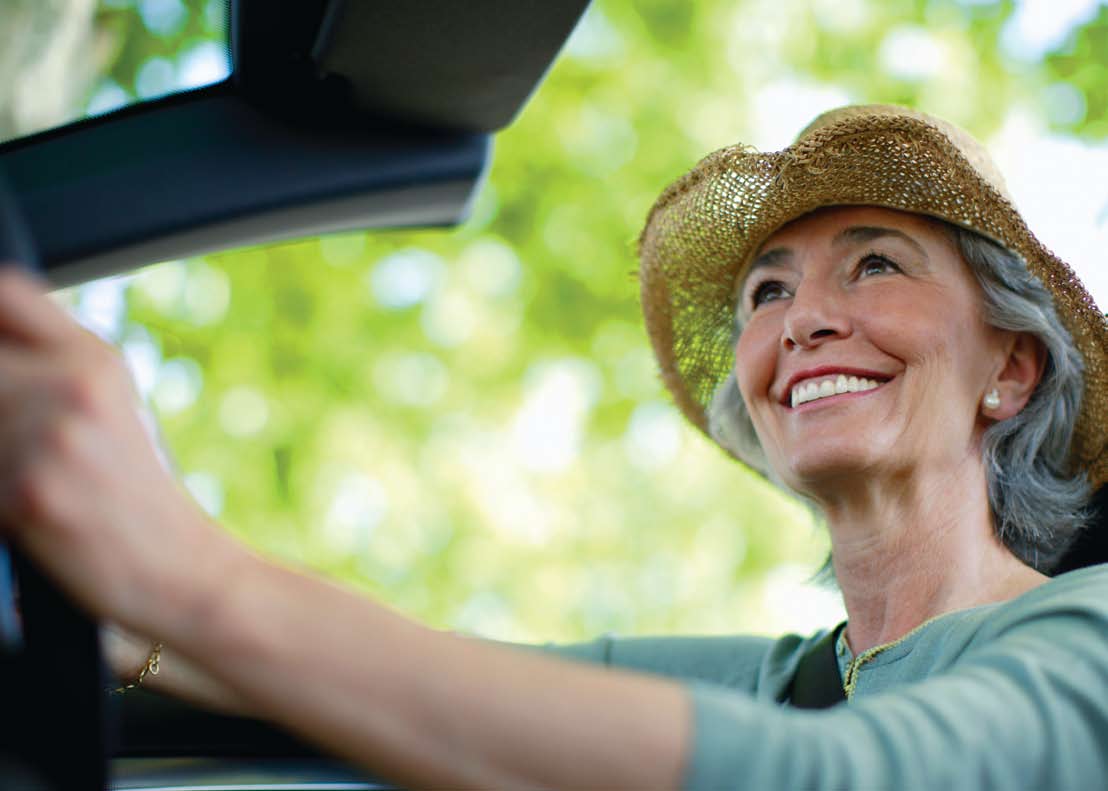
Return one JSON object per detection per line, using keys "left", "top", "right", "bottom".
{"left": 545, "top": 563, "right": 1108, "bottom": 790}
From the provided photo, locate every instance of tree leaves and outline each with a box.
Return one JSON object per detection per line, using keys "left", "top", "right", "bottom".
{"left": 54, "top": 0, "right": 1108, "bottom": 640}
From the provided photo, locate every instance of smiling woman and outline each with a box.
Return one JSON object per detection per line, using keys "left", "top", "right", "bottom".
{"left": 711, "top": 207, "right": 1088, "bottom": 570}
{"left": 3, "top": 100, "right": 1108, "bottom": 789}
{"left": 737, "top": 209, "right": 1021, "bottom": 493}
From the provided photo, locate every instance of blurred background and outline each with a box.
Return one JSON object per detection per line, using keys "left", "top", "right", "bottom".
{"left": 1, "top": 0, "right": 1105, "bottom": 642}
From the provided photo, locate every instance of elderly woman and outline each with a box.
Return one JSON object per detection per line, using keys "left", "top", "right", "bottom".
{"left": 2, "top": 104, "right": 1107, "bottom": 789}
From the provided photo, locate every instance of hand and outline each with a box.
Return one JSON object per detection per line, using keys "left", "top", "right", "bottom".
{"left": 0, "top": 269, "right": 239, "bottom": 635}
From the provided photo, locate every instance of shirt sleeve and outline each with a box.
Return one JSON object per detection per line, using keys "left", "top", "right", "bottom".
{"left": 540, "top": 632, "right": 803, "bottom": 699}
{"left": 684, "top": 590, "right": 1108, "bottom": 790}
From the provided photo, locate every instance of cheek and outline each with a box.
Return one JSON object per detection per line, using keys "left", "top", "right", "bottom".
{"left": 734, "top": 318, "right": 779, "bottom": 407}
{"left": 879, "top": 320, "right": 951, "bottom": 365}
{"left": 863, "top": 289, "right": 987, "bottom": 391}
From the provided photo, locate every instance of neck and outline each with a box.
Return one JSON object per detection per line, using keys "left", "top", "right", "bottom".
{"left": 812, "top": 458, "right": 1048, "bottom": 654}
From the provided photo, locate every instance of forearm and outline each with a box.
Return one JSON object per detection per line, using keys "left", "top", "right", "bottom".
{"left": 167, "top": 558, "right": 690, "bottom": 789}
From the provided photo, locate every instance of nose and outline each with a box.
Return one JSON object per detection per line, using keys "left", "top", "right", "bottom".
{"left": 782, "top": 277, "right": 851, "bottom": 351}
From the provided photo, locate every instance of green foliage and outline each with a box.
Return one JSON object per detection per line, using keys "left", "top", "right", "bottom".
{"left": 74, "top": 0, "right": 1108, "bottom": 640}
{"left": 93, "top": 0, "right": 225, "bottom": 95}
{"left": 1043, "top": 5, "right": 1108, "bottom": 138}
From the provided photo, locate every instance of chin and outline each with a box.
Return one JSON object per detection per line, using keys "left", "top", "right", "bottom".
{"left": 777, "top": 442, "right": 886, "bottom": 491}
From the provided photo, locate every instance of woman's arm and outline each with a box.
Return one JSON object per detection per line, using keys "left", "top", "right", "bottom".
{"left": 104, "top": 546, "right": 691, "bottom": 788}
{"left": 164, "top": 547, "right": 690, "bottom": 789}
{"left": 0, "top": 270, "right": 690, "bottom": 789}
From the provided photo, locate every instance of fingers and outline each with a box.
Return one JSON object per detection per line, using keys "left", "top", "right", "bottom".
{"left": 0, "top": 268, "right": 212, "bottom": 632}
{"left": 0, "top": 269, "right": 136, "bottom": 431}
{"left": 0, "top": 337, "right": 138, "bottom": 538}
{"left": 0, "top": 333, "right": 129, "bottom": 427}
{"left": 0, "top": 267, "right": 85, "bottom": 349}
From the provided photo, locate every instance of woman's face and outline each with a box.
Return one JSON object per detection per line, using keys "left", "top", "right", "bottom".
{"left": 734, "top": 206, "right": 1007, "bottom": 494}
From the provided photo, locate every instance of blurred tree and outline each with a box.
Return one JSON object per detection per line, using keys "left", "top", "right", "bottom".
{"left": 0, "top": 0, "right": 98, "bottom": 140}
{"left": 1043, "top": 4, "right": 1108, "bottom": 138}
{"left": 3, "top": 0, "right": 1106, "bottom": 642}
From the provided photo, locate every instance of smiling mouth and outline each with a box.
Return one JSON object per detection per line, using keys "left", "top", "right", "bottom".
{"left": 788, "top": 374, "right": 891, "bottom": 409}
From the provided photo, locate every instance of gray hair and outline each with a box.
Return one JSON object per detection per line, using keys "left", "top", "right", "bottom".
{"left": 708, "top": 222, "right": 1089, "bottom": 573}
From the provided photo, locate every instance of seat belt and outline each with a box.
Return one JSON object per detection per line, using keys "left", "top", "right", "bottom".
{"left": 787, "top": 623, "right": 847, "bottom": 709}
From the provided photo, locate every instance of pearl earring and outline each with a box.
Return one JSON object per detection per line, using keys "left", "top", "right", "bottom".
{"left": 983, "top": 388, "right": 1000, "bottom": 410}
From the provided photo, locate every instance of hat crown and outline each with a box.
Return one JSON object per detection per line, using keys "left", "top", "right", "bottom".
{"left": 798, "top": 104, "right": 1014, "bottom": 204}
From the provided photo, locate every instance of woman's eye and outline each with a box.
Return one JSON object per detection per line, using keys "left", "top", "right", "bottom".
{"left": 751, "top": 281, "right": 789, "bottom": 307}
{"left": 859, "top": 254, "right": 900, "bottom": 277}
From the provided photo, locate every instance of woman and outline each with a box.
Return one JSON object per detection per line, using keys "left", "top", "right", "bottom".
{"left": 3, "top": 104, "right": 1107, "bottom": 788}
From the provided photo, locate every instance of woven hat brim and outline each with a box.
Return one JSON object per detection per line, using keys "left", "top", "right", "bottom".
{"left": 638, "top": 114, "right": 1108, "bottom": 487}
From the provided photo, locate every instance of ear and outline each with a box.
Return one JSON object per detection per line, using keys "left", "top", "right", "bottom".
{"left": 988, "top": 332, "right": 1047, "bottom": 420}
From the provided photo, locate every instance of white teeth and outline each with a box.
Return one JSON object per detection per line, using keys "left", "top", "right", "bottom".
{"left": 791, "top": 375, "right": 885, "bottom": 406}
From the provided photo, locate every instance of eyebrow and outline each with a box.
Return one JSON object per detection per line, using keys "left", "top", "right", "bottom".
{"left": 833, "top": 225, "right": 927, "bottom": 257}
{"left": 744, "top": 247, "right": 792, "bottom": 278}
{"left": 744, "top": 224, "right": 929, "bottom": 280}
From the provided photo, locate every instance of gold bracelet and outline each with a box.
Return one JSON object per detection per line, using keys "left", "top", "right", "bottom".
{"left": 112, "top": 641, "right": 164, "bottom": 695}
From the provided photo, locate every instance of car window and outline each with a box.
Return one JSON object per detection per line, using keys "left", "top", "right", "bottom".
{"left": 0, "top": 0, "right": 229, "bottom": 145}
{"left": 7, "top": 0, "right": 1108, "bottom": 646}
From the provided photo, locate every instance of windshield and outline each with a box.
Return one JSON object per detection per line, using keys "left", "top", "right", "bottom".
{"left": 0, "top": 0, "right": 229, "bottom": 145}
{"left": 8, "top": 0, "right": 1108, "bottom": 643}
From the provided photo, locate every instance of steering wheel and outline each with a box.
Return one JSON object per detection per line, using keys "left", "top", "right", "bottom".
{"left": 0, "top": 167, "right": 106, "bottom": 790}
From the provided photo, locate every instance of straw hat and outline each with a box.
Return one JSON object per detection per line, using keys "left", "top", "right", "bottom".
{"left": 638, "top": 104, "right": 1108, "bottom": 488}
